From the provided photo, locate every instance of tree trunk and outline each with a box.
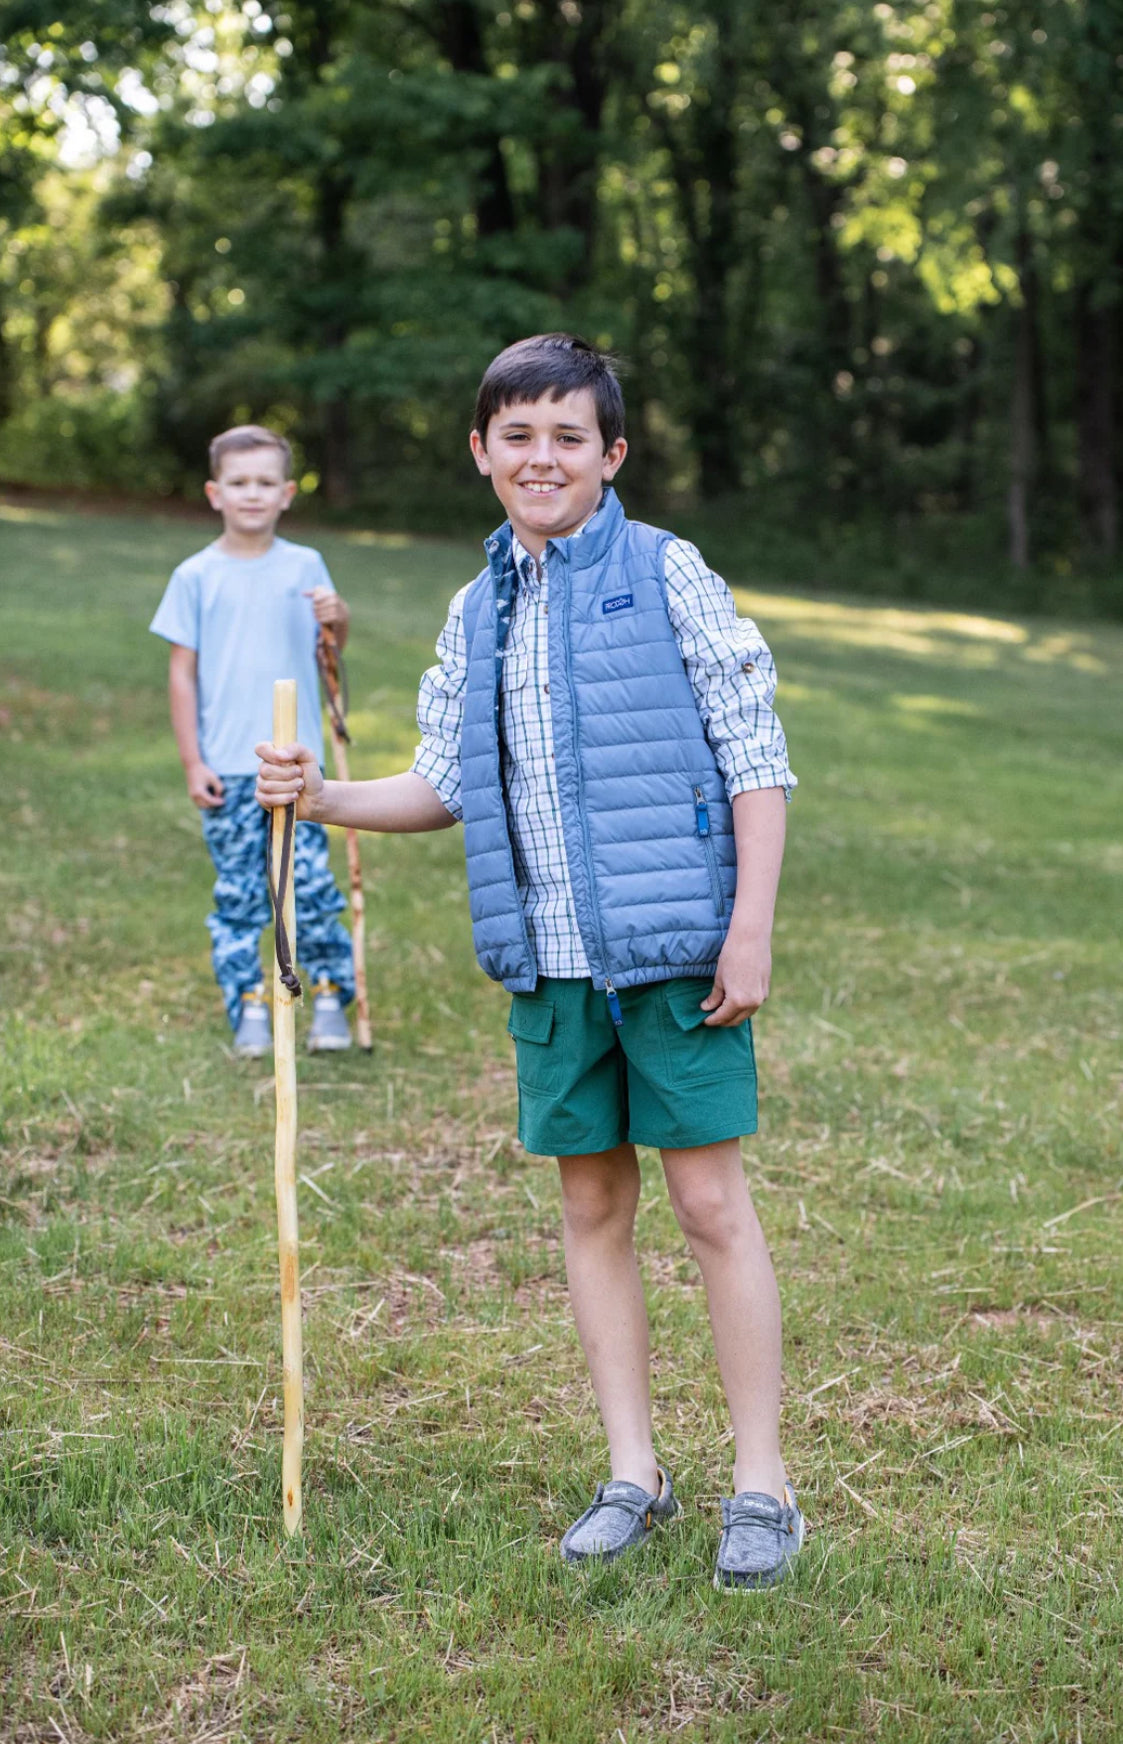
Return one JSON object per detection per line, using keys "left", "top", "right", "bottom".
{"left": 315, "top": 169, "right": 354, "bottom": 509}
{"left": 653, "top": 3, "right": 745, "bottom": 499}
{"left": 433, "top": 0, "right": 517, "bottom": 239}
{"left": 554, "top": 0, "right": 614, "bottom": 285}
{"left": 692, "top": 279, "right": 742, "bottom": 500}
{"left": 0, "top": 293, "right": 14, "bottom": 425}
{"left": 952, "top": 333, "right": 983, "bottom": 512}
{"left": 1007, "top": 228, "right": 1042, "bottom": 569}
{"left": 320, "top": 387, "right": 351, "bottom": 509}
{"left": 529, "top": 0, "right": 616, "bottom": 293}
{"left": 801, "top": 165, "right": 851, "bottom": 385}
{"left": 1075, "top": 282, "right": 1117, "bottom": 558}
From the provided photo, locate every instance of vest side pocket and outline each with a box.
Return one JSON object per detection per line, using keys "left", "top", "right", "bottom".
{"left": 691, "top": 782, "right": 727, "bottom": 919}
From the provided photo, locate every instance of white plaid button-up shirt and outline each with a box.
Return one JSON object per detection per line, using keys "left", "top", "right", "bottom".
{"left": 412, "top": 523, "right": 796, "bottom": 978}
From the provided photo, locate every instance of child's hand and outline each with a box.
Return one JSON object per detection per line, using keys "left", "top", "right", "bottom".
{"left": 186, "top": 760, "right": 225, "bottom": 810}
{"left": 254, "top": 742, "right": 324, "bottom": 821}
{"left": 701, "top": 928, "right": 772, "bottom": 1026}
{"left": 304, "top": 587, "right": 349, "bottom": 632}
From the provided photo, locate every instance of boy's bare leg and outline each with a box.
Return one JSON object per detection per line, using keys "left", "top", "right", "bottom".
{"left": 557, "top": 1144, "right": 660, "bottom": 1495}
{"left": 661, "top": 1138, "right": 787, "bottom": 1500}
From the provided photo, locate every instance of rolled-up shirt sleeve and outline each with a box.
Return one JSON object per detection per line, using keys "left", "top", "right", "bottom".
{"left": 665, "top": 539, "right": 797, "bottom": 799}
{"left": 411, "top": 583, "right": 469, "bottom": 821}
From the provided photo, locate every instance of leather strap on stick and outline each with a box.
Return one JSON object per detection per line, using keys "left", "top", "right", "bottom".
{"left": 316, "top": 627, "right": 373, "bottom": 1052}
{"left": 315, "top": 630, "right": 351, "bottom": 744}
{"left": 266, "top": 800, "right": 302, "bottom": 1000}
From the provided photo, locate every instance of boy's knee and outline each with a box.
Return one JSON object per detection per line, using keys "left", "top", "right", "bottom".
{"left": 560, "top": 1162, "right": 638, "bottom": 1239}
{"left": 670, "top": 1174, "right": 755, "bottom": 1252}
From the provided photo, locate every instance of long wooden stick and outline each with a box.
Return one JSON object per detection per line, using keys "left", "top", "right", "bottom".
{"left": 318, "top": 629, "right": 372, "bottom": 1051}
{"left": 271, "top": 678, "right": 303, "bottom": 1538}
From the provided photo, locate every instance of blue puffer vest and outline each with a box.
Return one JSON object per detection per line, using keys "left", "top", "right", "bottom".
{"left": 459, "top": 488, "right": 736, "bottom": 1003}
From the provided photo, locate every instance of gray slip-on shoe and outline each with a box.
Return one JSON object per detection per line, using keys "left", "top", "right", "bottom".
{"left": 233, "top": 987, "right": 271, "bottom": 1058}
{"left": 307, "top": 978, "right": 352, "bottom": 1053}
{"left": 714, "top": 1483, "right": 805, "bottom": 1590}
{"left": 560, "top": 1467, "right": 680, "bottom": 1565}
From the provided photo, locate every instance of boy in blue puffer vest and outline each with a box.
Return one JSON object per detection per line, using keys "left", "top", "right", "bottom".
{"left": 255, "top": 335, "right": 803, "bottom": 1589}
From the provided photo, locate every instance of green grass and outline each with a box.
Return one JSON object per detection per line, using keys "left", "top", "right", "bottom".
{"left": 1, "top": 496, "right": 1121, "bottom": 1743}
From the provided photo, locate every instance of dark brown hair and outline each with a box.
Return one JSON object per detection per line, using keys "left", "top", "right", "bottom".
{"left": 208, "top": 425, "right": 293, "bottom": 479}
{"left": 473, "top": 334, "right": 625, "bottom": 450}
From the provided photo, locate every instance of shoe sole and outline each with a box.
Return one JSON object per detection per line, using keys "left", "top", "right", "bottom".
{"left": 233, "top": 1042, "right": 271, "bottom": 1059}
{"left": 713, "top": 1513, "right": 806, "bottom": 1591}
{"left": 306, "top": 1035, "right": 352, "bottom": 1053}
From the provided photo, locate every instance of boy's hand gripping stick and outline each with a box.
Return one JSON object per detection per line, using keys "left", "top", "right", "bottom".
{"left": 269, "top": 679, "right": 304, "bottom": 1537}
{"left": 316, "top": 627, "right": 372, "bottom": 1051}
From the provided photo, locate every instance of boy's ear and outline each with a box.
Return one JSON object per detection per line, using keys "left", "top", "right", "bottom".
{"left": 601, "top": 436, "right": 627, "bottom": 481}
{"left": 469, "top": 429, "right": 492, "bottom": 476}
{"left": 204, "top": 478, "right": 222, "bottom": 511}
{"left": 281, "top": 479, "right": 297, "bottom": 509}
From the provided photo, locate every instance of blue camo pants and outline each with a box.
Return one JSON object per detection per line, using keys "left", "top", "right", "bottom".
{"left": 200, "top": 776, "right": 355, "bottom": 1029}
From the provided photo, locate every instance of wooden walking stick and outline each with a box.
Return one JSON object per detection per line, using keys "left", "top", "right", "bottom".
{"left": 316, "top": 626, "right": 372, "bottom": 1051}
{"left": 269, "top": 678, "right": 304, "bottom": 1537}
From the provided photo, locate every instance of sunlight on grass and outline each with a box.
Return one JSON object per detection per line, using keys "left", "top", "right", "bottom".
{"left": 1020, "top": 630, "right": 1112, "bottom": 673}
{"left": 0, "top": 502, "right": 66, "bottom": 526}
{"left": 892, "top": 693, "right": 983, "bottom": 717}
{"left": 738, "top": 587, "right": 1118, "bottom": 674}
{"left": 343, "top": 529, "right": 415, "bottom": 549}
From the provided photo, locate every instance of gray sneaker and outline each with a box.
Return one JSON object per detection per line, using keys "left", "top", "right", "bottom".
{"left": 232, "top": 987, "right": 271, "bottom": 1058}
{"left": 307, "top": 977, "right": 351, "bottom": 1053}
{"left": 714, "top": 1483, "right": 805, "bottom": 1590}
{"left": 560, "top": 1467, "right": 680, "bottom": 1565}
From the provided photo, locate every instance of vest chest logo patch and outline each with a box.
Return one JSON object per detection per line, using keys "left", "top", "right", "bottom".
{"left": 602, "top": 592, "right": 634, "bottom": 616}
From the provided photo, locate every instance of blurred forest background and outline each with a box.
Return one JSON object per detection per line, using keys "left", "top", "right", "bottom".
{"left": 1, "top": 0, "right": 1121, "bottom": 610}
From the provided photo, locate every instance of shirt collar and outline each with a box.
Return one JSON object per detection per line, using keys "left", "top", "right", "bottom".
{"left": 510, "top": 534, "right": 541, "bottom": 594}
{"left": 510, "top": 492, "right": 605, "bottom": 594}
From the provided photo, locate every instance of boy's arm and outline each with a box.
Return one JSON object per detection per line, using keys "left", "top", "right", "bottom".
{"left": 255, "top": 743, "right": 455, "bottom": 832}
{"left": 664, "top": 540, "right": 796, "bottom": 802}
{"left": 661, "top": 539, "right": 795, "bottom": 1024}
{"left": 702, "top": 787, "right": 786, "bottom": 1026}
{"left": 258, "top": 581, "right": 469, "bottom": 832}
{"left": 168, "top": 644, "right": 225, "bottom": 809}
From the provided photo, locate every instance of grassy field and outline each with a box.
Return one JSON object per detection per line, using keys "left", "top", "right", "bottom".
{"left": 1, "top": 498, "right": 1121, "bottom": 1744}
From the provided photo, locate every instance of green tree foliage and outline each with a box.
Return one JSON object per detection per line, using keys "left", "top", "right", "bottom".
{"left": 0, "top": 0, "right": 1120, "bottom": 593}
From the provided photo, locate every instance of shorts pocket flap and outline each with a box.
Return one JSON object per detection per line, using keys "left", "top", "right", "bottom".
{"left": 663, "top": 980, "right": 713, "bottom": 1032}
{"left": 507, "top": 999, "right": 556, "bottom": 1045}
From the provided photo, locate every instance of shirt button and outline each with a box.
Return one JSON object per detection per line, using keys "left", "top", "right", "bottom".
{"left": 543, "top": 683, "right": 550, "bottom": 695}
{"left": 742, "top": 661, "right": 755, "bottom": 673}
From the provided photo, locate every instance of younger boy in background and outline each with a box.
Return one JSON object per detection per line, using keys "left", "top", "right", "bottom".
{"left": 151, "top": 425, "right": 355, "bottom": 1056}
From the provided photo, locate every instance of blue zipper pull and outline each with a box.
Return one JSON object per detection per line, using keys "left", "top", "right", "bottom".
{"left": 693, "top": 785, "right": 710, "bottom": 837}
{"left": 605, "top": 979, "right": 624, "bottom": 1027}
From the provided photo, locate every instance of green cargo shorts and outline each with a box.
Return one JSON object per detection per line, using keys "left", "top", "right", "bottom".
{"left": 507, "top": 977, "right": 758, "bottom": 1157}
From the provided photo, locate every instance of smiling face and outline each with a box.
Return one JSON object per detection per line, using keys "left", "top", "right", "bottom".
{"left": 470, "top": 388, "right": 627, "bottom": 557}
{"left": 205, "top": 444, "right": 296, "bottom": 538}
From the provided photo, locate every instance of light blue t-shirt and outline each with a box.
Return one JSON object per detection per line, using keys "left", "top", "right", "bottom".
{"left": 150, "top": 537, "right": 332, "bottom": 775}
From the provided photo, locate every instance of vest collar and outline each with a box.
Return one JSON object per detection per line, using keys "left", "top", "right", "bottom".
{"left": 482, "top": 487, "right": 625, "bottom": 578}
